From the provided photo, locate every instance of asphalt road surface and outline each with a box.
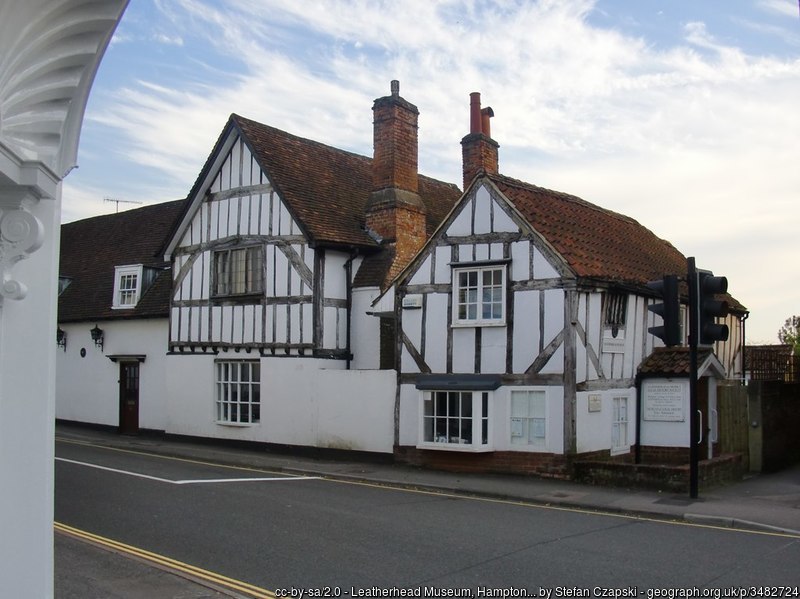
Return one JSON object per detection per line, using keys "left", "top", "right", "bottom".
{"left": 55, "top": 439, "right": 800, "bottom": 595}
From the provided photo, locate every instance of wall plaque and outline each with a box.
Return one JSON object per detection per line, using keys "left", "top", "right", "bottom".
{"left": 643, "top": 381, "right": 685, "bottom": 422}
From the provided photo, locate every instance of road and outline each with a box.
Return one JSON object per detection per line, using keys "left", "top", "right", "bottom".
{"left": 55, "top": 438, "right": 800, "bottom": 595}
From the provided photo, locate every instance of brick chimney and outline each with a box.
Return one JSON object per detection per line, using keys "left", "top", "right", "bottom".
{"left": 461, "top": 91, "right": 499, "bottom": 189}
{"left": 366, "top": 81, "right": 427, "bottom": 277}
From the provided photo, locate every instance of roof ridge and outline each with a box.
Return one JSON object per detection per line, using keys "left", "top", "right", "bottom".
{"left": 233, "top": 113, "right": 373, "bottom": 165}
{"left": 62, "top": 198, "right": 185, "bottom": 227}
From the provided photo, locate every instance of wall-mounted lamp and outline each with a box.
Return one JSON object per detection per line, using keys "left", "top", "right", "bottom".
{"left": 56, "top": 328, "right": 67, "bottom": 351}
{"left": 90, "top": 324, "right": 104, "bottom": 351}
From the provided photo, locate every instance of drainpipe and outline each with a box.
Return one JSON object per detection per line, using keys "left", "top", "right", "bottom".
{"left": 634, "top": 373, "right": 642, "bottom": 464}
{"left": 344, "top": 251, "right": 357, "bottom": 370}
{"left": 741, "top": 312, "right": 749, "bottom": 385}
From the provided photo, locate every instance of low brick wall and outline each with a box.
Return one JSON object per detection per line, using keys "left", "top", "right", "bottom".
{"left": 638, "top": 446, "right": 690, "bottom": 465}
{"left": 394, "top": 447, "right": 569, "bottom": 478}
{"left": 574, "top": 453, "right": 744, "bottom": 493}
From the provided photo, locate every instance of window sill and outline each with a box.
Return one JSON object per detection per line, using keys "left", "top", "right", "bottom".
{"left": 610, "top": 446, "right": 630, "bottom": 456}
{"left": 416, "top": 442, "right": 494, "bottom": 453}
{"left": 215, "top": 421, "right": 260, "bottom": 428}
{"left": 451, "top": 321, "right": 506, "bottom": 329}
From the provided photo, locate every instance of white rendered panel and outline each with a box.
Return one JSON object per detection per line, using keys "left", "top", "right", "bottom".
{"left": 424, "top": 294, "right": 448, "bottom": 373}
{"left": 543, "top": 289, "right": 564, "bottom": 345}
{"left": 481, "top": 326, "right": 506, "bottom": 373}
{"left": 492, "top": 200, "right": 518, "bottom": 233}
{"left": 448, "top": 201, "right": 473, "bottom": 236}
{"left": 513, "top": 290, "right": 539, "bottom": 373}
{"left": 199, "top": 305, "right": 209, "bottom": 342}
{"left": 533, "top": 247, "right": 560, "bottom": 279}
{"left": 474, "top": 243, "right": 489, "bottom": 261}
{"left": 409, "top": 254, "right": 432, "bottom": 286}
{"left": 511, "top": 240, "right": 530, "bottom": 281}
{"left": 276, "top": 304, "right": 289, "bottom": 345}
{"left": 473, "top": 188, "right": 492, "bottom": 234}
{"left": 451, "top": 327, "right": 475, "bottom": 373}
{"left": 434, "top": 246, "right": 450, "bottom": 284}
{"left": 212, "top": 306, "right": 222, "bottom": 341}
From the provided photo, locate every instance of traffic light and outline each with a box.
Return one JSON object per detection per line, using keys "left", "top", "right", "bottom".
{"left": 698, "top": 270, "right": 729, "bottom": 345}
{"left": 647, "top": 274, "right": 681, "bottom": 346}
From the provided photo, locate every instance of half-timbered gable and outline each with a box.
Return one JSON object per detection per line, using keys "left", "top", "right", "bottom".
{"left": 157, "top": 82, "right": 460, "bottom": 450}
{"left": 395, "top": 93, "right": 747, "bottom": 475}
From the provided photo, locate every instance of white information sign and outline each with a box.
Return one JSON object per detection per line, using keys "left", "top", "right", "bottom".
{"left": 643, "top": 382, "right": 685, "bottom": 422}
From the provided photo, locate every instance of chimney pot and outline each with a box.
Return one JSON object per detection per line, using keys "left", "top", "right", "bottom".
{"left": 391, "top": 79, "right": 400, "bottom": 97}
{"left": 469, "top": 92, "right": 482, "bottom": 134}
{"left": 481, "top": 106, "right": 494, "bottom": 139}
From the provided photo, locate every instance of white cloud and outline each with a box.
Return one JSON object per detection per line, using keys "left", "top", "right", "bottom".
{"left": 757, "top": 0, "right": 799, "bottom": 18}
{"left": 76, "top": 0, "right": 800, "bottom": 341}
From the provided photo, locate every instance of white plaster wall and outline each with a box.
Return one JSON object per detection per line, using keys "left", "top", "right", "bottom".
{"left": 576, "top": 388, "right": 637, "bottom": 454}
{"left": 165, "top": 356, "right": 395, "bottom": 453}
{"left": 350, "top": 287, "right": 382, "bottom": 370}
{"left": 56, "top": 319, "right": 169, "bottom": 431}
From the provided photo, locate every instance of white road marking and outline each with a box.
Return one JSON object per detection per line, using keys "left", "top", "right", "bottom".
{"left": 56, "top": 457, "right": 319, "bottom": 485}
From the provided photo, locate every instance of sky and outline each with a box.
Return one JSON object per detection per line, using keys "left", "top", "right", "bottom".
{"left": 64, "top": 0, "right": 800, "bottom": 344}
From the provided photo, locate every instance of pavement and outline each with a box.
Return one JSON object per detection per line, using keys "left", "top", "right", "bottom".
{"left": 54, "top": 422, "right": 800, "bottom": 598}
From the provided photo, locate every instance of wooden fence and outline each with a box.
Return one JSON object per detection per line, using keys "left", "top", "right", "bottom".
{"left": 717, "top": 383, "right": 749, "bottom": 471}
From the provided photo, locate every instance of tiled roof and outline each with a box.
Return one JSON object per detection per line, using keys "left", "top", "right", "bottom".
{"left": 491, "top": 174, "right": 685, "bottom": 285}
{"left": 58, "top": 200, "right": 185, "bottom": 322}
{"left": 638, "top": 346, "right": 714, "bottom": 376}
{"left": 489, "top": 174, "right": 745, "bottom": 311}
{"left": 233, "top": 114, "right": 462, "bottom": 250}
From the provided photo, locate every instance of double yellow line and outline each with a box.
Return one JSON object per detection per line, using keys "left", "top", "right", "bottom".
{"left": 55, "top": 521, "right": 274, "bottom": 598}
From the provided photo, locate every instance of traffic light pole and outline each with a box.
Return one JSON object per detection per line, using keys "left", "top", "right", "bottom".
{"left": 687, "top": 257, "right": 699, "bottom": 499}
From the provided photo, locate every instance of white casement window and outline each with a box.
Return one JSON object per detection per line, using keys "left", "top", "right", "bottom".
{"left": 216, "top": 361, "right": 261, "bottom": 425}
{"left": 612, "top": 396, "right": 629, "bottom": 453}
{"left": 420, "top": 390, "right": 490, "bottom": 450}
{"left": 452, "top": 265, "right": 505, "bottom": 326}
{"left": 510, "top": 390, "right": 547, "bottom": 448}
{"left": 213, "top": 246, "right": 264, "bottom": 297}
{"left": 112, "top": 265, "right": 143, "bottom": 309}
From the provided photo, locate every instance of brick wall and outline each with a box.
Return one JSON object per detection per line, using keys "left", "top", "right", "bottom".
{"left": 372, "top": 93, "right": 419, "bottom": 193}
{"left": 574, "top": 454, "right": 743, "bottom": 493}
{"left": 395, "top": 446, "right": 569, "bottom": 479}
{"left": 638, "top": 445, "right": 690, "bottom": 465}
{"left": 461, "top": 132, "right": 499, "bottom": 189}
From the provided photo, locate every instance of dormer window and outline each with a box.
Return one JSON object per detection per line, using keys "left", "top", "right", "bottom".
{"left": 58, "top": 277, "right": 72, "bottom": 296}
{"left": 112, "top": 264, "right": 161, "bottom": 309}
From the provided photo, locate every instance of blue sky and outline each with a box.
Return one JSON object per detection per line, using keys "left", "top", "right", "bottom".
{"left": 65, "top": 0, "right": 800, "bottom": 343}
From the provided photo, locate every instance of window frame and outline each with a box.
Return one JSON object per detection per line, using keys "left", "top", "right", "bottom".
{"left": 611, "top": 395, "right": 629, "bottom": 454}
{"left": 112, "top": 264, "right": 143, "bottom": 309}
{"left": 510, "top": 389, "right": 547, "bottom": 449}
{"left": 215, "top": 360, "right": 261, "bottom": 426}
{"left": 451, "top": 263, "right": 507, "bottom": 327}
{"left": 212, "top": 245, "right": 265, "bottom": 299}
{"left": 418, "top": 390, "right": 492, "bottom": 452}
{"left": 603, "top": 291, "right": 628, "bottom": 338}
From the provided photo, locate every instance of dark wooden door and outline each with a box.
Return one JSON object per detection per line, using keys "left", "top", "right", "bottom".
{"left": 119, "top": 362, "right": 140, "bottom": 435}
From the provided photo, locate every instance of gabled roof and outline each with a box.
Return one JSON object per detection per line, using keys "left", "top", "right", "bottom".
{"left": 485, "top": 174, "right": 745, "bottom": 311}
{"left": 489, "top": 174, "right": 685, "bottom": 286}
{"left": 165, "top": 114, "right": 461, "bottom": 261}
{"left": 58, "top": 200, "right": 184, "bottom": 323}
{"left": 639, "top": 347, "right": 726, "bottom": 378}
